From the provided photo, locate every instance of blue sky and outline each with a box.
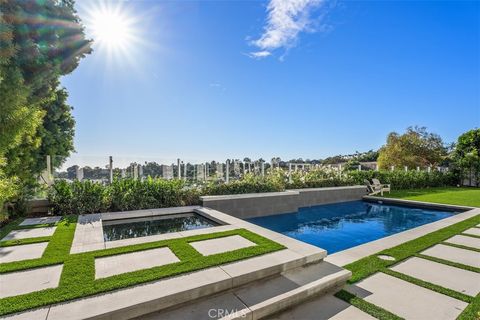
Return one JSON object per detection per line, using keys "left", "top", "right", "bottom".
{"left": 61, "top": 0, "right": 479, "bottom": 167}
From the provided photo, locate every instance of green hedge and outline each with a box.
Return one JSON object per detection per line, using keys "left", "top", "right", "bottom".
{"left": 48, "top": 170, "right": 458, "bottom": 215}
{"left": 347, "top": 170, "right": 458, "bottom": 190}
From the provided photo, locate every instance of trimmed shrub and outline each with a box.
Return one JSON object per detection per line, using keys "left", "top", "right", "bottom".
{"left": 109, "top": 178, "right": 201, "bottom": 211}
{"left": 203, "top": 174, "right": 284, "bottom": 195}
{"left": 347, "top": 170, "right": 457, "bottom": 189}
{"left": 49, "top": 180, "right": 109, "bottom": 215}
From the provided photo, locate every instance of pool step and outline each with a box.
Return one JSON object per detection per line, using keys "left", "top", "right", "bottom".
{"left": 135, "top": 261, "right": 351, "bottom": 320}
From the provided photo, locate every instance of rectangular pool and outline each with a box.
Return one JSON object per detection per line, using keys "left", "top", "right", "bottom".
{"left": 247, "top": 200, "right": 455, "bottom": 254}
{"left": 103, "top": 212, "right": 220, "bottom": 241}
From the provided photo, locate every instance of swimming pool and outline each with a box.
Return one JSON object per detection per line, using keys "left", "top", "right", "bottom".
{"left": 247, "top": 200, "right": 455, "bottom": 254}
{"left": 103, "top": 213, "right": 220, "bottom": 241}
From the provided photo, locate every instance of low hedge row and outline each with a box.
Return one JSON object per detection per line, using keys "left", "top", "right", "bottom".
{"left": 48, "top": 170, "right": 459, "bottom": 215}
{"left": 348, "top": 170, "right": 458, "bottom": 189}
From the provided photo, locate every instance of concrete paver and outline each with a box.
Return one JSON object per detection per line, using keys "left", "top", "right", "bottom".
{"left": 2, "top": 227, "right": 56, "bottom": 241}
{"left": 463, "top": 228, "right": 480, "bottom": 237}
{"left": 421, "top": 244, "right": 480, "bottom": 268}
{"left": 0, "top": 264, "right": 63, "bottom": 298}
{"left": 0, "top": 242, "right": 48, "bottom": 263}
{"left": 95, "top": 247, "right": 180, "bottom": 279}
{"left": 189, "top": 235, "right": 256, "bottom": 256}
{"left": 445, "top": 235, "right": 480, "bottom": 249}
{"left": 264, "top": 294, "right": 376, "bottom": 320}
{"left": 391, "top": 257, "right": 480, "bottom": 296}
{"left": 19, "top": 216, "right": 61, "bottom": 226}
{"left": 350, "top": 273, "right": 468, "bottom": 320}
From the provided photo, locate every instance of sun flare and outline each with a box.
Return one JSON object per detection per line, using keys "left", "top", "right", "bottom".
{"left": 82, "top": 1, "right": 142, "bottom": 63}
{"left": 91, "top": 10, "right": 130, "bottom": 47}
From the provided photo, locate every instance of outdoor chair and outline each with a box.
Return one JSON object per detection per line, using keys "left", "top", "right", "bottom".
{"left": 364, "top": 179, "right": 382, "bottom": 195}
{"left": 371, "top": 178, "right": 391, "bottom": 196}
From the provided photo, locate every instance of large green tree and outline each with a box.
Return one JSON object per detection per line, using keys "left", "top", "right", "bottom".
{"left": 0, "top": 0, "right": 91, "bottom": 213}
{"left": 377, "top": 126, "right": 447, "bottom": 170}
{"left": 453, "top": 129, "right": 480, "bottom": 186}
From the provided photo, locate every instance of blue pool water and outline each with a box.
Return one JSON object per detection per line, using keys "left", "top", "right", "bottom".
{"left": 247, "top": 201, "right": 455, "bottom": 254}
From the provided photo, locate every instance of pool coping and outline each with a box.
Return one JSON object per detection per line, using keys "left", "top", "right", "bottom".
{"left": 362, "top": 195, "right": 476, "bottom": 212}
{"left": 325, "top": 198, "right": 480, "bottom": 266}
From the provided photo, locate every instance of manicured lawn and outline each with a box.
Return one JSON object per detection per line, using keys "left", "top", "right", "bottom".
{"left": 385, "top": 187, "right": 480, "bottom": 207}
{"left": 335, "top": 214, "right": 480, "bottom": 320}
{"left": 0, "top": 218, "right": 284, "bottom": 316}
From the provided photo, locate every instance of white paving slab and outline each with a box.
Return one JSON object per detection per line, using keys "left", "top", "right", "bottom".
{"left": 350, "top": 273, "right": 468, "bottom": 320}
{"left": 0, "top": 242, "right": 48, "bottom": 263}
{"left": 463, "top": 227, "right": 480, "bottom": 237}
{"left": 19, "top": 216, "right": 61, "bottom": 226}
{"left": 189, "top": 235, "right": 256, "bottom": 256}
{"left": 445, "top": 235, "right": 480, "bottom": 249}
{"left": 0, "top": 308, "right": 50, "bottom": 320}
{"left": 95, "top": 247, "right": 180, "bottom": 279}
{"left": 1, "top": 227, "right": 56, "bottom": 241}
{"left": 421, "top": 244, "right": 480, "bottom": 268}
{"left": 265, "top": 294, "right": 376, "bottom": 320}
{"left": 0, "top": 264, "right": 63, "bottom": 298}
{"left": 391, "top": 257, "right": 480, "bottom": 296}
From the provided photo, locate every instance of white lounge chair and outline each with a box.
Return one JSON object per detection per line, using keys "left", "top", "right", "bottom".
{"left": 371, "top": 178, "right": 391, "bottom": 196}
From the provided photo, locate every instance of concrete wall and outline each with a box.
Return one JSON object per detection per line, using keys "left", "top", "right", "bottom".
{"left": 292, "top": 186, "right": 367, "bottom": 208}
{"left": 201, "top": 186, "right": 367, "bottom": 218}
{"left": 201, "top": 191, "right": 300, "bottom": 219}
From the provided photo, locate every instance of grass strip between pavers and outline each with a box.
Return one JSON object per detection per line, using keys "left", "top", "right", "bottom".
{"left": 0, "top": 217, "right": 285, "bottom": 316}
{"left": 0, "top": 237, "right": 51, "bottom": 247}
{"left": 461, "top": 233, "right": 480, "bottom": 239}
{"left": 335, "top": 214, "right": 480, "bottom": 320}
{"left": 442, "top": 241, "right": 480, "bottom": 253}
{"left": 334, "top": 290, "right": 403, "bottom": 320}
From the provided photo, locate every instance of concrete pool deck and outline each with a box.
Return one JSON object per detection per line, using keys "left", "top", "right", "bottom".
{"left": 2, "top": 206, "right": 350, "bottom": 320}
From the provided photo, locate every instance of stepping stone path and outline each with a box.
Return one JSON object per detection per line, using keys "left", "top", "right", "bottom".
{"left": 421, "top": 244, "right": 480, "bottom": 268}
{"left": 445, "top": 234, "right": 480, "bottom": 249}
{"left": 189, "top": 235, "right": 256, "bottom": 256}
{"left": 391, "top": 257, "right": 480, "bottom": 296}
{"left": 349, "top": 273, "right": 468, "bottom": 320}
{"left": 1, "top": 227, "right": 56, "bottom": 241}
{"left": 0, "top": 265, "right": 63, "bottom": 298}
{"left": 0, "top": 242, "right": 48, "bottom": 263}
{"left": 95, "top": 247, "right": 180, "bottom": 279}
{"left": 343, "top": 224, "right": 480, "bottom": 320}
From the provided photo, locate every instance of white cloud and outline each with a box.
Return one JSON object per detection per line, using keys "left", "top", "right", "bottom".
{"left": 247, "top": 50, "right": 272, "bottom": 59}
{"left": 250, "top": 0, "right": 325, "bottom": 58}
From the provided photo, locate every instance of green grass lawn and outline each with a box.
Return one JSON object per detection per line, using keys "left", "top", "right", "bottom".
{"left": 384, "top": 187, "right": 480, "bottom": 207}
{"left": 0, "top": 218, "right": 284, "bottom": 316}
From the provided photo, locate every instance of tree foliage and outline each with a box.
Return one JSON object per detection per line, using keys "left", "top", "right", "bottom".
{"left": 0, "top": 0, "right": 91, "bottom": 213}
{"left": 377, "top": 126, "right": 447, "bottom": 170}
{"left": 453, "top": 128, "right": 480, "bottom": 186}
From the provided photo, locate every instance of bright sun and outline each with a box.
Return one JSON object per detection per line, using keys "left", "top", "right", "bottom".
{"left": 92, "top": 11, "right": 127, "bottom": 46}
{"left": 91, "top": 9, "right": 132, "bottom": 48}
{"left": 83, "top": 2, "right": 141, "bottom": 59}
